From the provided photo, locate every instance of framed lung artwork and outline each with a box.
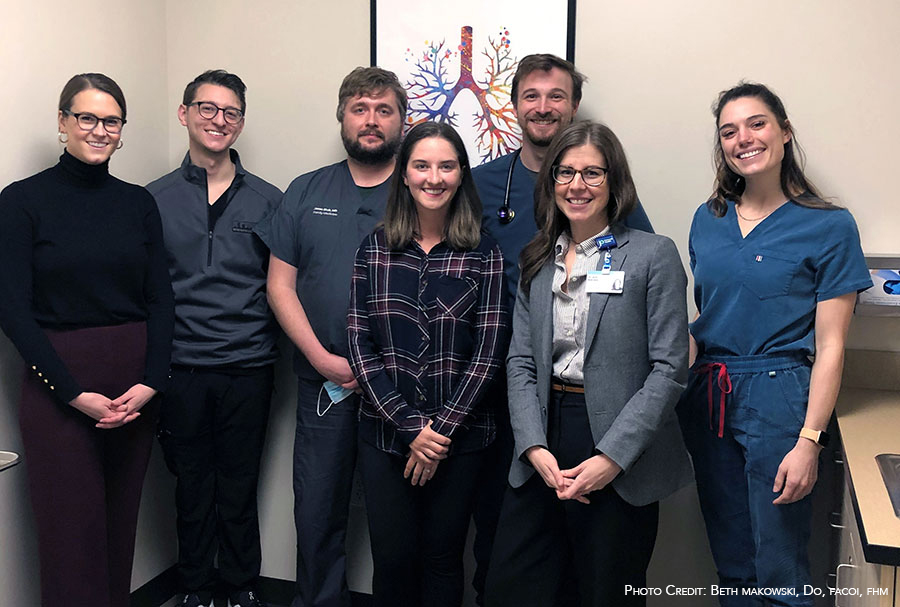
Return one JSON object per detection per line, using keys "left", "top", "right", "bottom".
{"left": 372, "top": 0, "right": 576, "bottom": 166}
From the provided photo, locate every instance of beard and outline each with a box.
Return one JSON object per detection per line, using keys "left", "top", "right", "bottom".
{"left": 341, "top": 126, "right": 401, "bottom": 165}
{"left": 524, "top": 129, "right": 556, "bottom": 148}
{"left": 520, "top": 112, "right": 573, "bottom": 148}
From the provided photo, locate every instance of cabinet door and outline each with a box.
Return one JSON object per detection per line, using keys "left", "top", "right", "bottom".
{"left": 837, "top": 479, "right": 896, "bottom": 607}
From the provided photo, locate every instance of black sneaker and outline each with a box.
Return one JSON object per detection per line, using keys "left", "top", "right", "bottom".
{"left": 229, "top": 589, "right": 266, "bottom": 607}
{"left": 179, "top": 593, "right": 212, "bottom": 607}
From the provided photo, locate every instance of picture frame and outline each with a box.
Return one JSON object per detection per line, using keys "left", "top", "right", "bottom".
{"left": 371, "top": 0, "right": 576, "bottom": 166}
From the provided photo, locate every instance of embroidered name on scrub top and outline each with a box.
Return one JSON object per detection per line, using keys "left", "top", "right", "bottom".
{"left": 232, "top": 220, "right": 255, "bottom": 233}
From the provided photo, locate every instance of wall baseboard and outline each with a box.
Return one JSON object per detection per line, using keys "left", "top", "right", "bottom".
{"left": 131, "top": 569, "right": 372, "bottom": 607}
{"left": 130, "top": 565, "right": 177, "bottom": 607}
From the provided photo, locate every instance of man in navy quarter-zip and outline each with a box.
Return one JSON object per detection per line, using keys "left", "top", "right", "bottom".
{"left": 148, "top": 70, "right": 281, "bottom": 607}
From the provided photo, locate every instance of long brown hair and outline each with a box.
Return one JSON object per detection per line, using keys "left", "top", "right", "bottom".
{"left": 710, "top": 82, "right": 835, "bottom": 217}
{"left": 518, "top": 121, "right": 637, "bottom": 293}
{"left": 383, "top": 122, "right": 482, "bottom": 250}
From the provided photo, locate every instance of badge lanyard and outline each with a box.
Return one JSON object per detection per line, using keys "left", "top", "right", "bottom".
{"left": 595, "top": 234, "right": 618, "bottom": 272}
{"left": 601, "top": 251, "right": 612, "bottom": 274}
{"left": 585, "top": 234, "right": 624, "bottom": 294}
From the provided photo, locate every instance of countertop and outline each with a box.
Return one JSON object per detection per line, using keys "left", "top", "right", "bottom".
{"left": 837, "top": 385, "right": 900, "bottom": 566}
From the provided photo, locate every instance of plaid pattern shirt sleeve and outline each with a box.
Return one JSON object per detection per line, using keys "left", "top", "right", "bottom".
{"left": 347, "top": 233, "right": 431, "bottom": 445}
{"left": 430, "top": 241, "right": 508, "bottom": 438}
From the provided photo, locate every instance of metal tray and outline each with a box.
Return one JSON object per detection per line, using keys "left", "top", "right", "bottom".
{"left": 0, "top": 451, "right": 20, "bottom": 473}
{"left": 875, "top": 453, "right": 900, "bottom": 518}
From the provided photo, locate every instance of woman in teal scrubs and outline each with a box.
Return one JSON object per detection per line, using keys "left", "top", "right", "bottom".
{"left": 679, "top": 82, "right": 872, "bottom": 607}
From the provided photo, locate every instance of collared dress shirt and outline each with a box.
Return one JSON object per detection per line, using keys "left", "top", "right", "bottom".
{"left": 348, "top": 228, "right": 509, "bottom": 456}
{"left": 551, "top": 227, "right": 610, "bottom": 385}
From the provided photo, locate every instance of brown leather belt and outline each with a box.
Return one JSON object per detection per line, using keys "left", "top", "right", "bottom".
{"left": 551, "top": 382, "right": 585, "bottom": 394}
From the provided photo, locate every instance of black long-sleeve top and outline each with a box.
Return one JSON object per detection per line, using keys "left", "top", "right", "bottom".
{"left": 0, "top": 151, "right": 174, "bottom": 403}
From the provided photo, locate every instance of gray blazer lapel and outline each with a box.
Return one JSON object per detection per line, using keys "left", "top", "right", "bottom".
{"left": 584, "top": 226, "right": 630, "bottom": 354}
{"left": 532, "top": 263, "right": 555, "bottom": 373}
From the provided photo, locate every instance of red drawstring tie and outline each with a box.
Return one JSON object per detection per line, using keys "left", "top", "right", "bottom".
{"left": 695, "top": 363, "right": 732, "bottom": 438}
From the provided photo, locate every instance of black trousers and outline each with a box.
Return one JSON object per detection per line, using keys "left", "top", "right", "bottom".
{"left": 358, "top": 438, "right": 485, "bottom": 607}
{"left": 158, "top": 364, "right": 274, "bottom": 594}
{"left": 19, "top": 322, "right": 158, "bottom": 607}
{"left": 471, "top": 374, "right": 513, "bottom": 605}
{"left": 485, "top": 390, "right": 659, "bottom": 607}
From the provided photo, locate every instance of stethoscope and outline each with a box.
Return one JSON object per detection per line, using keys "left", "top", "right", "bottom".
{"left": 496, "top": 148, "right": 521, "bottom": 225}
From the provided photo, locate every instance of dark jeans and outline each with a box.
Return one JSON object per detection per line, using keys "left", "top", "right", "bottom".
{"left": 358, "top": 438, "right": 485, "bottom": 607}
{"left": 485, "top": 390, "right": 659, "bottom": 607}
{"left": 292, "top": 375, "right": 359, "bottom": 607}
{"left": 158, "top": 364, "right": 273, "bottom": 594}
{"left": 19, "top": 322, "right": 158, "bottom": 607}
{"left": 679, "top": 354, "right": 815, "bottom": 607}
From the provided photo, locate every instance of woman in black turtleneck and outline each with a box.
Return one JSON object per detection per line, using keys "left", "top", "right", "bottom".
{"left": 0, "top": 73, "right": 173, "bottom": 607}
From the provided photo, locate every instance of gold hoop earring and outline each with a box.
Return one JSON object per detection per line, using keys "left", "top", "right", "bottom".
{"left": 116, "top": 140, "right": 124, "bottom": 150}
{"left": 58, "top": 132, "right": 68, "bottom": 144}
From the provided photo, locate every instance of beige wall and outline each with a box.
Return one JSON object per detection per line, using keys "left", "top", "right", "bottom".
{"left": 2, "top": 0, "right": 899, "bottom": 605}
{"left": 163, "top": 0, "right": 367, "bottom": 184}
{"left": 574, "top": 0, "right": 900, "bottom": 356}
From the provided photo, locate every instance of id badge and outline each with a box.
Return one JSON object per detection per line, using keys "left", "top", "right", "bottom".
{"left": 586, "top": 270, "right": 625, "bottom": 294}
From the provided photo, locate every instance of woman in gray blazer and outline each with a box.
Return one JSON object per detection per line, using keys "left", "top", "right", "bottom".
{"left": 484, "top": 121, "right": 693, "bottom": 607}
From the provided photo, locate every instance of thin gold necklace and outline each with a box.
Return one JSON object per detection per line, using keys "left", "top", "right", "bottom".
{"left": 736, "top": 203, "right": 777, "bottom": 222}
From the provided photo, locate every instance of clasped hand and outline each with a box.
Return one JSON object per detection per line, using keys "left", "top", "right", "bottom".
{"left": 314, "top": 352, "right": 359, "bottom": 391}
{"left": 525, "top": 446, "right": 622, "bottom": 504}
{"left": 69, "top": 383, "right": 157, "bottom": 429}
{"left": 404, "top": 421, "right": 451, "bottom": 486}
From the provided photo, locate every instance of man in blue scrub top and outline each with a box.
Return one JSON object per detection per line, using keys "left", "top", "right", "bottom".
{"left": 470, "top": 53, "right": 654, "bottom": 605}
{"left": 254, "top": 67, "right": 407, "bottom": 607}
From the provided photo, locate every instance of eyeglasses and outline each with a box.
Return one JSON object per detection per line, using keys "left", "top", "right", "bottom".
{"left": 63, "top": 110, "right": 126, "bottom": 134}
{"left": 552, "top": 165, "right": 608, "bottom": 187}
{"left": 187, "top": 101, "right": 244, "bottom": 124}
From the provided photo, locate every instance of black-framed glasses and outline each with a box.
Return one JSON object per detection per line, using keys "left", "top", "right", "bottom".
{"left": 187, "top": 101, "right": 244, "bottom": 124}
{"left": 63, "top": 110, "right": 126, "bottom": 134}
{"left": 552, "top": 165, "right": 608, "bottom": 187}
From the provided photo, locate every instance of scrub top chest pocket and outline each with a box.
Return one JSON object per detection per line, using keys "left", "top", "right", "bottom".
{"left": 742, "top": 248, "right": 800, "bottom": 300}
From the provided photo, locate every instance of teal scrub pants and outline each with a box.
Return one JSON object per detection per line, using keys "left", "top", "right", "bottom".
{"left": 678, "top": 352, "right": 816, "bottom": 607}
